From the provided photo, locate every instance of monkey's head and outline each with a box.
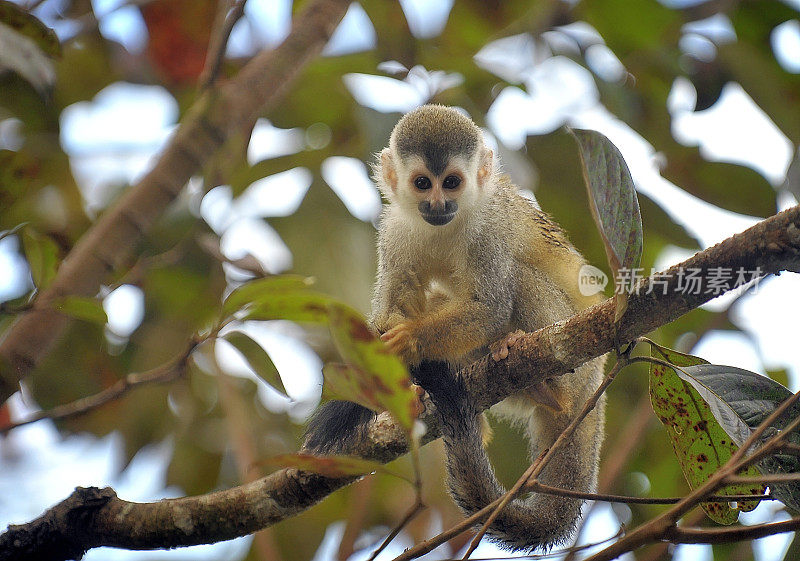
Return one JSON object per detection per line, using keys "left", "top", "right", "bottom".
{"left": 376, "top": 105, "right": 494, "bottom": 227}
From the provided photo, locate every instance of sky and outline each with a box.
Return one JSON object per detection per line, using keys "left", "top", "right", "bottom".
{"left": 1, "top": 1, "right": 800, "bottom": 560}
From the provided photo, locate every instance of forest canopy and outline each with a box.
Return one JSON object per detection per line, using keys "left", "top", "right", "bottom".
{"left": 1, "top": 0, "right": 800, "bottom": 560}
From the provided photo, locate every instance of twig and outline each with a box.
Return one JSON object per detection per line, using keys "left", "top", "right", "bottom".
{"left": 583, "top": 389, "right": 800, "bottom": 561}
{"left": 337, "top": 477, "right": 376, "bottom": 561}
{"left": 460, "top": 455, "right": 543, "bottom": 560}
{"left": 665, "top": 517, "right": 800, "bottom": 544}
{"left": 391, "top": 495, "right": 511, "bottom": 561}
{"left": 0, "top": 340, "right": 198, "bottom": 435}
{"left": 200, "top": 0, "right": 249, "bottom": 89}
{"left": 525, "top": 481, "right": 772, "bottom": 505}
{"left": 367, "top": 429, "right": 426, "bottom": 560}
{"left": 368, "top": 499, "right": 426, "bottom": 561}
{"left": 564, "top": 393, "right": 655, "bottom": 561}
{"left": 726, "top": 474, "right": 800, "bottom": 485}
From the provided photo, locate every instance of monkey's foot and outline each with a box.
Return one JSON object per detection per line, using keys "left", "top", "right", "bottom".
{"left": 411, "top": 383, "right": 427, "bottom": 416}
{"left": 490, "top": 329, "right": 526, "bottom": 361}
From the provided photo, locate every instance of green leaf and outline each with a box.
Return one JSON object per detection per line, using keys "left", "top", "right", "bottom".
{"left": 570, "top": 128, "right": 643, "bottom": 321}
{"left": 259, "top": 452, "right": 407, "bottom": 481}
{"left": 223, "top": 331, "right": 286, "bottom": 396}
{"left": 648, "top": 343, "right": 765, "bottom": 524}
{"left": 222, "top": 274, "right": 315, "bottom": 314}
{"left": 327, "top": 305, "right": 417, "bottom": 433}
{"left": 782, "top": 147, "right": 800, "bottom": 208}
{"left": 0, "top": 1, "right": 60, "bottom": 56}
{"left": 21, "top": 228, "right": 58, "bottom": 289}
{"left": 321, "top": 363, "right": 383, "bottom": 412}
{"left": 54, "top": 296, "right": 108, "bottom": 325}
{"left": 242, "top": 289, "right": 340, "bottom": 324}
{"left": 677, "top": 364, "right": 800, "bottom": 513}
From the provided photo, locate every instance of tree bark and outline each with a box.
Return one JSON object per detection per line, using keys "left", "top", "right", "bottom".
{"left": 0, "top": 0, "right": 353, "bottom": 403}
{"left": 2, "top": 205, "right": 798, "bottom": 561}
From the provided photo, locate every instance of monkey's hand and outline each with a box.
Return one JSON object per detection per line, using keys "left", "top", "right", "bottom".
{"left": 371, "top": 311, "right": 407, "bottom": 337}
{"left": 380, "top": 321, "right": 421, "bottom": 364}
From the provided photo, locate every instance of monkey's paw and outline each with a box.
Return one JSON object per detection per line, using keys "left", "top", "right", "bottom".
{"left": 490, "top": 329, "right": 526, "bottom": 361}
{"left": 411, "top": 383, "right": 427, "bottom": 416}
{"left": 380, "top": 322, "right": 420, "bottom": 363}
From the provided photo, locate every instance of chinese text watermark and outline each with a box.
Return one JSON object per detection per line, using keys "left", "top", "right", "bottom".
{"left": 578, "top": 266, "right": 764, "bottom": 296}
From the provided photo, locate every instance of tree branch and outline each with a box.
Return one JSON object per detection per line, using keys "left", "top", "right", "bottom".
{"left": 0, "top": 340, "right": 196, "bottom": 434}
{"left": 0, "top": 0, "right": 353, "bottom": 404}
{"left": 665, "top": 517, "right": 800, "bottom": 544}
{"left": 1, "top": 206, "right": 798, "bottom": 560}
{"left": 199, "top": 0, "right": 249, "bottom": 89}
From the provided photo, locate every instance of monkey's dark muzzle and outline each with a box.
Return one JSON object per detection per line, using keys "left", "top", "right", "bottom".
{"left": 419, "top": 200, "right": 458, "bottom": 226}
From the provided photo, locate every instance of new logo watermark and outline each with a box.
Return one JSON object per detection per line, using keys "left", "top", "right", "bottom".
{"left": 578, "top": 264, "right": 609, "bottom": 296}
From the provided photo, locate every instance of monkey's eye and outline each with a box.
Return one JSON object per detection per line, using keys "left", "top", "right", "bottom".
{"left": 443, "top": 175, "right": 461, "bottom": 190}
{"left": 414, "top": 176, "right": 432, "bottom": 190}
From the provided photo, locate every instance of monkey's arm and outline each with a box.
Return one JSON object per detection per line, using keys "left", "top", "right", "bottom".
{"left": 381, "top": 249, "right": 513, "bottom": 364}
{"left": 415, "top": 357, "right": 605, "bottom": 553}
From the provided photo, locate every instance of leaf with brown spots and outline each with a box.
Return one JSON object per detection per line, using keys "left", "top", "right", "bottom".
{"left": 321, "top": 363, "right": 383, "bottom": 412}
{"left": 225, "top": 277, "right": 417, "bottom": 433}
{"left": 259, "top": 453, "right": 408, "bottom": 481}
{"left": 327, "top": 306, "right": 417, "bottom": 433}
{"left": 648, "top": 342, "right": 765, "bottom": 524}
{"left": 241, "top": 289, "right": 341, "bottom": 324}
{"left": 677, "top": 364, "right": 800, "bottom": 514}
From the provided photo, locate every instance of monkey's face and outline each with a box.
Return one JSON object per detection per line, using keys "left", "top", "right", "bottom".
{"left": 411, "top": 165, "right": 465, "bottom": 226}
{"left": 382, "top": 152, "right": 483, "bottom": 227}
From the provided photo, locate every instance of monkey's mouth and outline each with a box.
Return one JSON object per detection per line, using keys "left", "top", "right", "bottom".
{"left": 421, "top": 211, "right": 456, "bottom": 226}
{"left": 418, "top": 200, "right": 458, "bottom": 226}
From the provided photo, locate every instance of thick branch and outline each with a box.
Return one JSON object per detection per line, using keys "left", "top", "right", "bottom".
{"left": 2, "top": 206, "right": 798, "bottom": 560}
{"left": 0, "top": 0, "right": 353, "bottom": 403}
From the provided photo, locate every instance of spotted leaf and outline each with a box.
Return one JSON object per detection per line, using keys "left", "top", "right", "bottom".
{"left": 648, "top": 343, "right": 765, "bottom": 524}
{"left": 327, "top": 305, "right": 417, "bottom": 433}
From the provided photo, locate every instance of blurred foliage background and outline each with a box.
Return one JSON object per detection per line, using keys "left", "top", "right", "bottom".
{"left": 1, "top": 0, "right": 799, "bottom": 560}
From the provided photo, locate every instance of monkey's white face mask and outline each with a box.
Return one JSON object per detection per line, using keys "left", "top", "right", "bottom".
{"left": 374, "top": 146, "right": 495, "bottom": 228}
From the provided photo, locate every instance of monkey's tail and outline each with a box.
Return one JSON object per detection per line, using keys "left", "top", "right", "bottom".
{"left": 303, "top": 400, "right": 376, "bottom": 454}
{"left": 414, "top": 361, "right": 592, "bottom": 553}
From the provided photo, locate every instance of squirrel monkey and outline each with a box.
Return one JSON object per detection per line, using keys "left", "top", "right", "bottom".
{"left": 305, "top": 105, "right": 606, "bottom": 552}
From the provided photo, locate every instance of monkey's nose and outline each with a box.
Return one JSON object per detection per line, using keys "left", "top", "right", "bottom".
{"left": 430, "top": 199, "right": 446, "bottom": 212}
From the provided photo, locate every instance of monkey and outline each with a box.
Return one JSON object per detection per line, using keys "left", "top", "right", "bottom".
{"left": 304, "top": 104, "right": 606, "bottom": 553}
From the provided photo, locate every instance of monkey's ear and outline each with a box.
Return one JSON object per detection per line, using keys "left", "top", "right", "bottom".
{"left": 477, "top": 148, "right": 493, "bottom": 187}
{"left": 380, "top": 148, "right": 398, "bottom": 192}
